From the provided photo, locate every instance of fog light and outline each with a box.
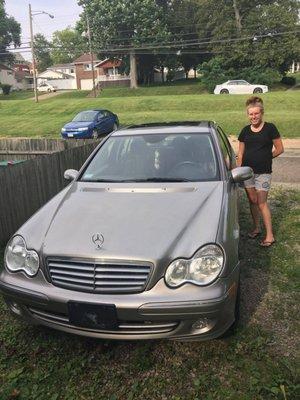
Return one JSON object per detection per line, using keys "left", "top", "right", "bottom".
{"left": 192, "top": 318, "right": 211, "bottom": 331}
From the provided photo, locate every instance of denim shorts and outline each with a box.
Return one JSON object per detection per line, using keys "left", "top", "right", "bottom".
{"left": 243, "top": 174, "right": 272, "bottom": 191}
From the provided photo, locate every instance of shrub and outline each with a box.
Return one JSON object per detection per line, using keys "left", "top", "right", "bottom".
{"left": 281, "top": 76, "right": 296, "bottom": 86}
{"left": 1, "top": 84, "right": 12, "bottom": 95}
{"left": 198, "top": 58, "right": 234, "bottom": 93}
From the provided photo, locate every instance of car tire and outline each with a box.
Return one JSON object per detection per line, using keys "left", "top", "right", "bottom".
{"left": 253, "top": 87, "right": 263, "bottom": 93}
{"left": 220, "top": 89, "right": 229, "bottom": 94}
{"left": 47, "top": 88, "right": 51, "bottom": 93}
{"left": 92, "top": 130, "right": 98, "bottom": 139}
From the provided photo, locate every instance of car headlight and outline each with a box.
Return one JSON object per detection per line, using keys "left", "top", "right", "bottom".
{"left": 165, "top": 244, "right": 224, "bottom": 288}
{"left": 61, "top": 128, "right": 66, "bottom": 132}
{"left": 5, "top": 236, "right": 39, "bottom": 277}
{"left": 77, "top": 127, "right": 89, "bottom": 131}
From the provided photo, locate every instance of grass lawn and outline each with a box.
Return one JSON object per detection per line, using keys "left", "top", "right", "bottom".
{"left": 0, "top": 87, "right": 299, "bottom": 138}
{"left": 0, "top": 188, "right": 299, "bottom": 399}
{"left": 0, "top": 91, "right": 35, "bottom": 101}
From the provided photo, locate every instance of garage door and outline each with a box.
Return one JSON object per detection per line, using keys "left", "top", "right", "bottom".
{"left": 80, "top": 79, "right": 93, "bottom": 90}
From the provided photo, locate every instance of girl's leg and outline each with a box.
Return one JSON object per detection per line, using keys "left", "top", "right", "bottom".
{"left": 257, "top": 190, "right": 275, "bottom": 243}
{"left": 245, "top": 187, "right": 261, "bottom": 234}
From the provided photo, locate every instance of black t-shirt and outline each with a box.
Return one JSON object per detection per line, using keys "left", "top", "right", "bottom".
{"left": 238, "top": 122, "right": 280, "bottom": 174}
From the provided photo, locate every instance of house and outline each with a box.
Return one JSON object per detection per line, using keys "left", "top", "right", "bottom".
{"left": 74, "top": 53, "right": 130, "bottom": 90}
{"left": 0, "top": 64, "right": 19, "bottom": 90}
{"left": 37, "top": 63, "right": 77, "bottom": 90}
{"left": 12, "top": 63, "right": 33, "bottom": 90}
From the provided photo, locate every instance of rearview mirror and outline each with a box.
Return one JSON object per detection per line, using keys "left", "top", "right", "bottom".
{"left": 231, "top": 167, "right": 253, "bottom": 183}
{"left": 64, "top": 169, "right": 78, "bottom": 181}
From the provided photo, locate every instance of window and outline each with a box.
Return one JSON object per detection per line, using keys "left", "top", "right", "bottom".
{"left": 80, "top": 133, "right": 219, "bottom": 183}
{"left": 217, "top": 128, "right": 233, "bottom": 170}
{"left": 84, "top": 64, "right": 92, "bottom": 71}
{"left": 70, "top": 68, "right": 74, "bottom": 73}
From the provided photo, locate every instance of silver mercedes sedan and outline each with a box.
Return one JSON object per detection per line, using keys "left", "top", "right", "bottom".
{"left": 1, "top": 122, "right": 253, "bottom": 341}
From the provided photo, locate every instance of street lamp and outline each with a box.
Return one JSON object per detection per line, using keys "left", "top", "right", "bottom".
{"left": 29, "top": 4, "right": 54, "bottom": 103}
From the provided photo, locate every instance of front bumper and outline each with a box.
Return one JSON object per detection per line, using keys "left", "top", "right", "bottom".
{"left": 0, "top": 265, "right": 239, "bottom": 341}
{"left": 61, "top": 130, "right": 92, "bottom": 139}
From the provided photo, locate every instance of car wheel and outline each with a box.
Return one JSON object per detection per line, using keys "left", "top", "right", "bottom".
{"left": 92, "top": 129, "right": 98, "bottom": 139}
{"left": 253, "top": 87, "right": 263, "bottom": 93}
{"left": 220, "top": 89, "right": 229, "bottom": 94}
{"left": 47, "top": 88, "right": 51, "bottom": 93}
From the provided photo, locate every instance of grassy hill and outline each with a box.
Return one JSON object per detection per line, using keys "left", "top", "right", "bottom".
{"left": 0, "top": 86, "right": 299, "bottom": 138}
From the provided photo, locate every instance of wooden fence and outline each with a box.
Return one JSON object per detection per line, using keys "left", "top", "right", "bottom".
{"left": 0, "top": 138, "right": 98, "bottom": 161}
{"left": 0, "top": 141, "right": 99, "bottom": 243}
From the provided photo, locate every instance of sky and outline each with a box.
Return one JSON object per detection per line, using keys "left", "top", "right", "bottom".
{"left": 6, "top": 0, "right": 83, "bottom": 60}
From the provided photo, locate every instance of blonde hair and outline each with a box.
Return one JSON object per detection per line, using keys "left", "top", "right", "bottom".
{"left": 246, "top": 96, "right": 264, "bottom": 113}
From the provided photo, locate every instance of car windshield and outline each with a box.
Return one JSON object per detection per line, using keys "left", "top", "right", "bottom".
{"left": 72, "top": 111, "right": 99, "bottom": 122}
{"left": 80, "top": 133, "right": 219, "bottom": 182}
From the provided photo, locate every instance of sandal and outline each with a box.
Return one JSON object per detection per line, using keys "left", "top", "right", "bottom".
{"left": 248, "top": 231, "right": 261, "bottom": 239}
{"left": 260, "top": 240, "right": 276, "bottom": 247}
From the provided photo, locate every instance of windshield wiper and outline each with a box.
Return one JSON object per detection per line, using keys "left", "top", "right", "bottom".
{"left": 81, "top": 177, "right": 192, "bottom": 183}
{"left": 131, "top": 177, "right": 192, "bottom": 182}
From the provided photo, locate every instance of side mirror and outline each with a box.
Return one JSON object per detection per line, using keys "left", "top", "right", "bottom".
{"left": 231, "top": 166, "right": 253, "bottom": 183}
{"left": 64, "top": 169, "right": 78, "bottom": 181}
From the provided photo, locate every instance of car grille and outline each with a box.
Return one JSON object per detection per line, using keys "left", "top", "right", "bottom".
{"left": 28, "top": 307, "right": 178, "bottom": 335}
{"left": 47, "top": 258, "right": 152, "bottom": 294}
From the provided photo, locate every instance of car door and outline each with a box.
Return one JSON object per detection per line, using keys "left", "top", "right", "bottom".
{"left": 216, "top": 128, "right": 239, "bottom": 263}
{"left": 95, "top": 112, "right": 107, "bottom": 133}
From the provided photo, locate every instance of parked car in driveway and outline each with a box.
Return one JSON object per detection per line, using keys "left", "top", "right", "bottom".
{"left": 61, "top": 109, "right": 119, "bottom": 139}
{"left": 1, "top": 122, "right": 253, "bottom": 341}
{"left": 214, "top": 80, "right": 268, "bottom": 94}
{"left": 37, "top": 83, "right": 57, "bottom": 93}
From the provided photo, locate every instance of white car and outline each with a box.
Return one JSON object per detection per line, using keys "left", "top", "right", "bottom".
{"left": 37, "top": 83, "right": 57, "bottom": 93}
{"left": 214, "top": 80, "right": 268, "bottom": 95}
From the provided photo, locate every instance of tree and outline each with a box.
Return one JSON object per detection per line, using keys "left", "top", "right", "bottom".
{"left": 51, "top": 28, "right": 86, "bottom": 64}
{"left": 0, "top": 0, "right": 21, "bottom": 64}
{"left": 78, "top": 0, "right": 171, "bottom": 87}
{"left": 33, "top": 34, "right": 52, "bottom": 72}
{"left": 195, "top": 0, "right": 300, "bottom": 74}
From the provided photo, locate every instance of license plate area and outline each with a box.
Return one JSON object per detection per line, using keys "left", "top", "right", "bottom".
{"left": 68, "top": 133, "right": 74, "bottom": 137}
{"left": 68, "top": 302, "right": 118, "bottom": 330}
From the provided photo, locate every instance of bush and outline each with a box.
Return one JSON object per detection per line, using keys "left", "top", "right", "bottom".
{"left": 1, "top": 84, "right": 12, "bottom": 95}
{"left": 241, "top": 67, "right": 281, "bottom": 86}
{"left": 281, "top": 76, "right": 296, "bottom": 86}
{"left": 198, "top": 57, "right": 234, "bottom": 93}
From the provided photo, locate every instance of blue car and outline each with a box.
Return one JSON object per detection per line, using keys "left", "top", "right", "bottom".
{"left": 61, "top": 109, "right": 119, "bottom": 139}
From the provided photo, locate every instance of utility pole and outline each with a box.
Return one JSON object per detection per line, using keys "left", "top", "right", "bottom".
{"left": 85, "top": 12, "right": 96, "bottom": 98}
{"left": 29, "top": 4, "right": 38, "bottom": 103}
{"left": 130, "top": 50, "right": 138, "bottom": 89}
{"left": 28, "top": 5, "right": 54, "bottom": 103}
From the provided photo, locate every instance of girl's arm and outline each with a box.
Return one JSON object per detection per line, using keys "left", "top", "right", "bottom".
{"left": 272, "top": 138, "right": 284, "bottom": 158}
{"left": 237, "top": 141, "right": 245, "bottom": 167}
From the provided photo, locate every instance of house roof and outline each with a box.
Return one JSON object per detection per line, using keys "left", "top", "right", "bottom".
{"left": 38, "top": 69, "right": 74, "bottom": 79}
{"left": 95, "top": 59, "right": 122, "bottom": 68}
{"left": 73, "top": 53, "right": 102, "bottom": 64}
{"left": 51, "top": 63, "right": 75, "bottom": 68}
{"left": 0, "top": 64, "right": 13, "bottom": 71}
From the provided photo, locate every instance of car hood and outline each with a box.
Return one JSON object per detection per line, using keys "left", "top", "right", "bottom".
{"left": 63, "top": 121, "right": 94, "bottom": 130}
{"left": 20, "top": 181, "right": 224, "bottom": 264}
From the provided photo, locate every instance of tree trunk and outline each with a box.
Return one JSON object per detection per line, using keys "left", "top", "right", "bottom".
{"left": 232, "top": 0, "right": 242, "bottom": 35}
{"left": 130, "top": 50, "right": 138, "bottom": 89}
{"left": 194, "top": 67, "right": 197, "bottom": 79}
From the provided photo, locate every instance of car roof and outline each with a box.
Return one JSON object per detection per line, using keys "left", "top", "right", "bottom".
{"left": 112, "top": 121, "right": 215, "bottom": 136}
